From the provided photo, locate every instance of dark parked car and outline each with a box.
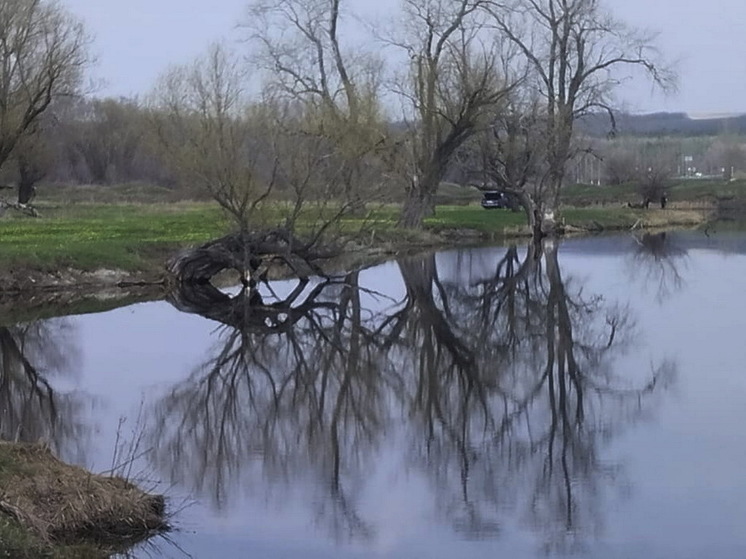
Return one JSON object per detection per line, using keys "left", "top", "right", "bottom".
{"left": 481, "top": 190, "right": 509, "bottom": 209}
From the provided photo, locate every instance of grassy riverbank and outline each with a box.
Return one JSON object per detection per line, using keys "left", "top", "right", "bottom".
{"left": 426, "top": 205, "right": 706, "bottom": 234}
{"left": 0, "top": 195, "right": 709, "bottom": 281}
{"left": 0, "top": 203, "right": 228, "bottom": 273}
{"left": 561, "top": 177, "right": 746, "bottom": 207}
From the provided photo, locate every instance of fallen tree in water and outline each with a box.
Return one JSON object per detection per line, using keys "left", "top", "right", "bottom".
{"left": 167, "top": 227, "right": 340, "bottom": 286}
{"left": 0, "top": 442, "right": 167, "bottom": 557}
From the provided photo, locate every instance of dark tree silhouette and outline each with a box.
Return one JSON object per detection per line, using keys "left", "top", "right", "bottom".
{"left": 627, "top": 232, "right": 689, "bottom": 302}
{"left": 377, "top": 242, "right": 673, "bottom": 551}
{"left": 148, "top": 241, "right": 675, "bottom": 549}
{"left": 150, "top": 274, "right": 393, "bottom": 541}
{"left": 0, "top": 319, "right": 88, "bottom": 463}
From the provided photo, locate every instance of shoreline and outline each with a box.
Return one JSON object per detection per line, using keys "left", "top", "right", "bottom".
{"left": 0, "top": 208, "right": 709, "bottom": 295}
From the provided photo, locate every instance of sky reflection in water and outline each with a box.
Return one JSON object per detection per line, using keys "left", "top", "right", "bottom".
{"left": 4, "top": 232, "right": 746, "bottom": 558}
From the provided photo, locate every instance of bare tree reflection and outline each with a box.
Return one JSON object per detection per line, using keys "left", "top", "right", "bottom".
{"left": 152, "top": 275, "right": 392, "bottom": 541}
{"left": 152, "top": 243, "right": 675, "bottom": 551}
{"left": 381, "top": 241, "right": 673, "bottom": 553}
{"left": 0, "top": 319, "right": 87, "bottom": 461}
{"left": 628, "top": 232, "right": 689, "bottom": 302}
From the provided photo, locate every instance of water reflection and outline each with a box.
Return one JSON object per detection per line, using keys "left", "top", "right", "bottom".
{"left": 388, "top": 241, "right": 673, "bottom": 553}
{"left": 628, "top": 232, "right": 689, "bottom": 302}
{"left": 155, "top": 274, "right": 385, "bottom": 540}
{"left": 149, "top": 240, "right": 675, "bottom": 552}
{"left": 0, "top": 319, "right": 88, "bottom": 461}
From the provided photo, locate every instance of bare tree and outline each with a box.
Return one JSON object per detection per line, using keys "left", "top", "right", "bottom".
{"left": 0, "top": 128, "right": 54, "bottom": 209}
{"left": 486, "top": 0, "right": 674, "bottom": 235}
{"left": 153, "top": 44, "right": 374, "bottom": 288}
{"left": 629, "top": 140, "right": 676, "bottom": 208}
{"left": 704, "top": 134, "right": 746, "bottom": 181}
{"left": 465, "top": 92, "right": 546, "bottom": 229}
{"left": 245, "top": 0, "right": 364, "bottom": 122}
{"left": 636, "top": 165, "right": 671, "bottom": 209}
{"left": 390, "top": 0, "right": 516, "bottom": 227}
{"left": 602, "top": 141, "right": 637, "bottom": 186}
{"left": 0, "top": 0, "right": 91, "bottom": 206}
{"left": 152, "top": 44, "right": 307, "bottom": 285}
{"left": 245, "top": 0, "right": 390, "bottom": 212}
{"left": 151, "top": 44, "right": 265, "bottom": 233}
{"left": 64, "top": 97, "right": 148, "bottom": 184}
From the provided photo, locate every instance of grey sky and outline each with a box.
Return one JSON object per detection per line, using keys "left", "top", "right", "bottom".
{"left": 63, "top": 0, "right": 746, "bottom": 115}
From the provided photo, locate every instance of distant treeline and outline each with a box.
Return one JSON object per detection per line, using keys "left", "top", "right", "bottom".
{"left": 578, "top": 112, "right": 746, "bottom": 138}
{"left": 0, "top": 97, "right": 176, "bottom": 191}
{"left": 3, "top": 95, "right": 746, "bottom": 202}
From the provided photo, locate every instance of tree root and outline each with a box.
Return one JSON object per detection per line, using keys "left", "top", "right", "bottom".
{"left": 0, "top": 200, "right": 40, "bottom": 217}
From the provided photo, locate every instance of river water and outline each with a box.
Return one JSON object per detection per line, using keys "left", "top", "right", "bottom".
{"left": 3, "top": 231, "right": 746, "bottom": 558}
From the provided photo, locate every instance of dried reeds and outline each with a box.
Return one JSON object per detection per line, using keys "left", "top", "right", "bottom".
{"left": 0, "top": 442, "right": 167, "bottom": 547}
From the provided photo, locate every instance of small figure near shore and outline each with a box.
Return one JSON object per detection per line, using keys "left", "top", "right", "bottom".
{"left": 660, "top": 192, "right": 668, "bottom": 209}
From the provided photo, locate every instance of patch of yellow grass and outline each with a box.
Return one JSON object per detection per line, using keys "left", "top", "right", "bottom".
{"left": 636, "top": 209, "right": 708, "bottom": 228}
{"left": 0, "top": 442, "right": 166, "bottom": 547}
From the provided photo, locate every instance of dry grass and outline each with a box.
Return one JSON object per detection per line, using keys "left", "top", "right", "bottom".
{"left": 560, "top": 207, "right": 710, "bottom": 233}
{"left": 633, "top": 209, "right": 708, "bottom": 228}
{"left": 0, "top": 442, "right": 167, "bottom": 550}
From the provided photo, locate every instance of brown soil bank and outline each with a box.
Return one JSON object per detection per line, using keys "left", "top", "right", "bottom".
{"left": 0, "top": 267, "right": 164, "bottom": 294}
{"left": 0, "top": 442, "right": 167, "bottom": 558}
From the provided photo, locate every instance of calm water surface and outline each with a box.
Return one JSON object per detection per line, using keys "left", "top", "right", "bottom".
{"left": 4, "top": 231, "right": 746, "bottom": 558}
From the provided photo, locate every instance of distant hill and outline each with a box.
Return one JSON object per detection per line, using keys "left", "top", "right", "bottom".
{"left": 578, "top": 112, "right": 746, "bottom": 137}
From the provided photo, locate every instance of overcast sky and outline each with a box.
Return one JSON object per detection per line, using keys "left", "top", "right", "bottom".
{"left": 62, "top": 0, "right": 746, "bottom": 115}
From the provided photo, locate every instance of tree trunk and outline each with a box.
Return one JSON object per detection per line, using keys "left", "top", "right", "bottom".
{"left": 514, "top": 189, "right": 540, "bottom": 239}
{"left": 17, "top": 154, "right": 43, "bottom": 206}
{"left": 400, "top": 180, "right": 436, "bottom": 229}
{"left": 502, "top": 188, "right": 543, "bottom": 241}
{"left": 17, "top": 180, "right": 36, "bottom": 205}
{"left": 539, "top": 174, "right": 563, "bottom": 237}
{"left": 540, "top": 205, "right": 559, "bottom": 236}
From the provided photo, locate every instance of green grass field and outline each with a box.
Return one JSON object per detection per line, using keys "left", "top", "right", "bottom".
{"left": 0, "top": 179, "right": 719, "bottom": 274}
{"left": 0, "top": 203, "right": 229, "bottom": 271}
{"left": 0, "top": 202, "right": 533, "bottom": 272}
{"left": 426, "top": 205, "right": 529, "bottom": 231}
{"left": 561, "top": 178, "right": 746, "bottom": 207}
